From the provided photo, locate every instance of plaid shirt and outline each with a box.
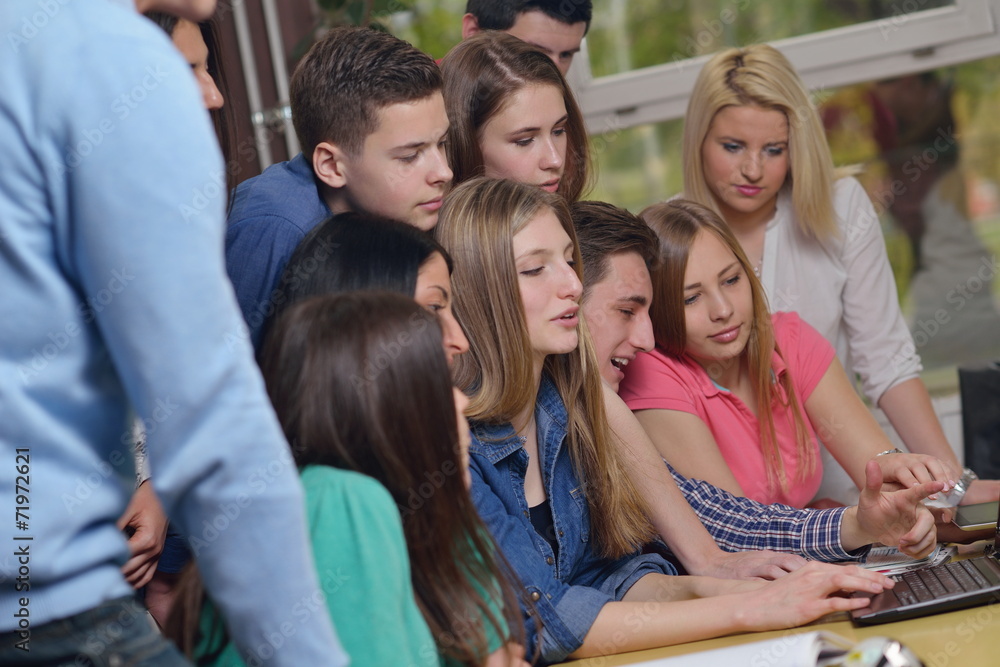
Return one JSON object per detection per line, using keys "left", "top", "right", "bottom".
{"left": 669, "top": 465, "right": 865, "bottom": 562}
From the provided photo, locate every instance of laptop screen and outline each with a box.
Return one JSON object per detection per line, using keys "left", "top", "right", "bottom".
{"left": 994, "top": 499, "right": 999, "bottom": 551}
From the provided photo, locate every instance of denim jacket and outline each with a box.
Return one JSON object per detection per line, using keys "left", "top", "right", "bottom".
{"left": 468, "top": 375, "right": 675, "bottom": 664}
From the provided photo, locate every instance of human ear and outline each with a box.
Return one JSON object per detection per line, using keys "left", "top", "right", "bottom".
{"left": 461, "top": 13, "right": 481, "bottom": 39}
{"left": 312, "top": 141, "right": 349, "bottom": 190}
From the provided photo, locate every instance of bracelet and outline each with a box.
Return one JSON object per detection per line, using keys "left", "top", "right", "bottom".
{"left": 949, "top": 467, "right": 979, "bottom": 505}
{"left": 875, "top": 448, "right": 904, "bottom": 457}
{"left": 925, "top": 467, "right": 979, "bottom": 508}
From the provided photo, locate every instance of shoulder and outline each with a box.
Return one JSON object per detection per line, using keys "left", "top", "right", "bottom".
{"left": 620, "top": 348, "right": 703, "bottom": 407}
{"left": 228, "top": 155, "right": 327, "bottom": 235}
{"left": 469, "top": 417, "right": 524, "bottom": 465}
{"left": 301, "top": 465, "right": 398, "bottom": 522}
{"left": 831, "top": 176, "right": 876, "bottom": 217}
{"left": 828, "top": 177, "right": 887, "bottom": 255}
{"left": 300, "top": 466, "right": 413, "bottom": 564}
{"left": 8, "top": 1, "right": 175, "bottom": 68}
{"left": 772, "top": 310, "right": 821, "bottom": 347}
{"left": 625, "top": 348, "right": 696, "bottom": 387}
{"left": 771, "top": 310, "right": 800, "bottom": 335}
{"left": 12, "top": 2, "right": 204, "bottom": 138}
{"left": 772, "top": 311, "right": 834, "bottom": 366}
{"left": 833, "top": 176, "right": 867, "bottom": 198}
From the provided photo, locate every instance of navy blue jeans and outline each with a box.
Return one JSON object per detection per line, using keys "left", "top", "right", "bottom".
{"left": 0, "top": 595, "right": 189, "bottom": 666}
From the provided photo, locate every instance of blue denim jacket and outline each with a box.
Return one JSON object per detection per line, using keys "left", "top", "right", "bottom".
{"left": 469, "top": 375, "right": 675, "bottom": 664}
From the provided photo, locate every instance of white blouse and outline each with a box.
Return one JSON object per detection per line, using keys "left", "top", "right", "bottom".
{"left": 759, "top": 177, "right": 922, "bottom": 404}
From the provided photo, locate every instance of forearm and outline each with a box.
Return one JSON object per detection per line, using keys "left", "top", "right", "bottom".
{"left": 602, "top": 386, "right": 724, "bottom": 567}
{"left": 623, "top": 572, "right": 748, "bottom": 602}
{"left": 570, "top": 595, "right": 747, "bottom": 658}
{"left": 626, "top": 449, "right": 725, "bottom": 568}
{"left": 807, "top": 360, "right": 898, "bottom": 489}
{"left": 673, "top": 468, "right": 857, "bottom": 562}
{"left": 879, "top": 378, "right": 961, "bottom": 472}
{"left": 572, "top": 559, "right": 894, "bottom": 658}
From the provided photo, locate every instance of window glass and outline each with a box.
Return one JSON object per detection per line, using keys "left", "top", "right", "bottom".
{"left": 589, "top": 55, "right": 1000, "bottom": 382}
{"left": 390, "top": 0, "right": 467, "bottom": 60}
{"left": 391, "top": 0, "right": 998, "bottom": 379}
{"left": 586, "top": 0, "right": 953, "bottom": 78}
{"left": 822, "top": 61, "right": 1000, "bottom": 373}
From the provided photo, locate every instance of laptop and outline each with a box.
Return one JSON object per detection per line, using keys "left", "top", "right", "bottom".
{"left": 852, "top": 501, "right": 1000, "bottom": 624}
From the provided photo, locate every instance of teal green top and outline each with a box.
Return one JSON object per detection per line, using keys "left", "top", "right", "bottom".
{"left": 196, "top": 465, "right": 440, "bottom": 666}
{"left": 441, "top": 547, "right": 509, "bottom": 667}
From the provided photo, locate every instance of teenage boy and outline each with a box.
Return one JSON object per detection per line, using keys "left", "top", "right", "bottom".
{"left": 570, "top": 201, "right": 943, "bottom": 564}
{"left": 462, "top": 0, "right": 592, "bottom": 75}
{"left": 226, "top": 26, "right": 451, "bottom": 348}
{"left": 0, "top": 0, "right": 345, "bottom": 664}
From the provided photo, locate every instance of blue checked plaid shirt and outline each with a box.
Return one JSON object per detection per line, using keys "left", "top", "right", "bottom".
{"left": 669, "top": 464, "right": 866, "bottom": 562}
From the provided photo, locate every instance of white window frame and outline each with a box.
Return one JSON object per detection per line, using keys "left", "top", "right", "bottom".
{"left": 571, "top": 0, "right": 1000, "bottom": 135}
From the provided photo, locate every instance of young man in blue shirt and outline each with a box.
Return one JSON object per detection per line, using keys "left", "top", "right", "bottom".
{"left": 225, "top": 27, "right": 451, "bottom": 348}
{"left": 0, "top": 1, "right": 346, "bottom": 664}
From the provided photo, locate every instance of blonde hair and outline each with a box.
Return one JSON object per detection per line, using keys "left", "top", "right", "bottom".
{"left": 683, "top": 44, "right": 839, "bottom": 240}
{"left": 639, "top": 199, "right": 816, "bottom": 494}
{"left": 437, "top": 177, "right": 654, "bottom": 558}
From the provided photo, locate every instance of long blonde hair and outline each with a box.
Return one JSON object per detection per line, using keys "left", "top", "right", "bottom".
{"left": 683, "top": 44, "right": 839, "bottom": 240}
{"left": 639, "top": 199, "right": 816, "bottom": 494}
{"left": 437, "top": 177, "right": 654, "bottom": 558}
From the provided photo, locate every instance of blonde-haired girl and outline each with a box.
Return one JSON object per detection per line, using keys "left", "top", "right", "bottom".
{"left": 677, "top": 43, "right": 998, "bottom": 507}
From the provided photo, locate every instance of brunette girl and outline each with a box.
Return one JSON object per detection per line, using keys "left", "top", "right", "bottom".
{"left": 440, "top": 31, "right": 590, "bottom": 201}
{"left": 265, "top": 210, "right": 468, "bottom": 364}
{"left": 171, "top": 292, "right": 524, "bottom": 666}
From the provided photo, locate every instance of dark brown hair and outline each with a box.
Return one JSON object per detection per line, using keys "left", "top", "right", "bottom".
{"left": 441, "top": 31, "right": 591, "bottom": 201}
{"left": 261, "top": 211, "right": 453, "bottom": 347}
{"left": 570, "top": 200, "right": 658, "bottom": 300}
{"left": 466, "top": 0, "right": 592, "bottom": 31}
{"left": 169, "top": 292, "right": 524, "bottom": 665}
{"left": 290, "top": 26, "right": 442, "bottom": 160}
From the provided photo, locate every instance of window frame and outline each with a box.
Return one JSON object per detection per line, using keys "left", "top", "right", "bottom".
{"left": 570, "top": 0, "right": 1000, "bottom": 134}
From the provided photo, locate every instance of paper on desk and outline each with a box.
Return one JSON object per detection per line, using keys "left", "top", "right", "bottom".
{"left": 625, "top": 631, "right": 854, "bottom": 667}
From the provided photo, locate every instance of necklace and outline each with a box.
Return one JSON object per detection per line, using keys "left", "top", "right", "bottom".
{"left": 752, "top": 255, "right": 762, "bottom": 278}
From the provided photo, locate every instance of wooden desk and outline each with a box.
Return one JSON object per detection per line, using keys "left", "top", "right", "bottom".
{"left": 561, "top": 543, "right": 1000, "bottom": 666}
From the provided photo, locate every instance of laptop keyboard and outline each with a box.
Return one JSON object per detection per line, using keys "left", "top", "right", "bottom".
{"left": 890, "top": 560, "right": 993, "bottom": 606}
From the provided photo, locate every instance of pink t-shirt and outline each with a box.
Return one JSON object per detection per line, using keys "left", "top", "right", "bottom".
{"left": 619, "top": 311, "right": 835, "bottom": 507}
